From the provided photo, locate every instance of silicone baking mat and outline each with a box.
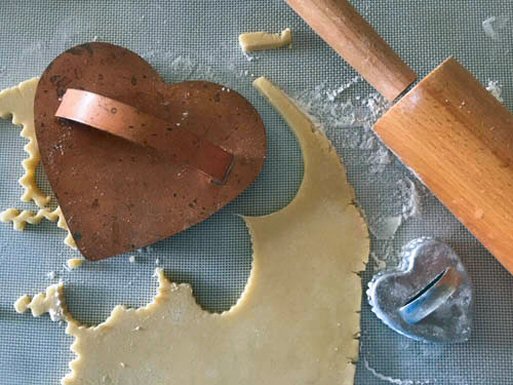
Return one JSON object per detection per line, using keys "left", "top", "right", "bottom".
{"left": 1, "top": 1, "right": 512, "bottom": 384}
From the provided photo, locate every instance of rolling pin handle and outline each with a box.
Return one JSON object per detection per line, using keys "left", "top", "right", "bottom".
{"left": 286, "top": 0, "right": 417, "bottom": 101}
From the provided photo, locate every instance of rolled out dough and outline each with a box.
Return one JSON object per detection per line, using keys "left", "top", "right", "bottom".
{"left": 239, "top": 28, "right": 292, "bottom": 52}
{"left": 20, "top": 77, "right": 369, "bottom": 385}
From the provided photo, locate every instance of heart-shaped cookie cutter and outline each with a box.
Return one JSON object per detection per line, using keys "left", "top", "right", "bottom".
{"left": 34, "top": 42, "right": 267, "bottom": 260}
{"left": 367, "top": 238, "right": 473, "bottom": 343}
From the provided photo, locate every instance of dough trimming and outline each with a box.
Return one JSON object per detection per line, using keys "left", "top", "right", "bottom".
{"left": 239, "top": 28, "right": 292, "bottom": 52}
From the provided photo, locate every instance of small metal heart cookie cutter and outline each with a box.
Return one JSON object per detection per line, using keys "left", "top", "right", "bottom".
{"left": 367, "top": 238, "right": 473, "bottom": 343}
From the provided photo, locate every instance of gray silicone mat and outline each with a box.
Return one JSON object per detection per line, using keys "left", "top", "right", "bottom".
{"left": 1, "top": 1, "right": 512, "bottom": 384}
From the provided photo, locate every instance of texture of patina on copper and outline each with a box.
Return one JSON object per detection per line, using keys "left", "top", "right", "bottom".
{"left": 34, "top": 42, "right": 266, "bottom": 260}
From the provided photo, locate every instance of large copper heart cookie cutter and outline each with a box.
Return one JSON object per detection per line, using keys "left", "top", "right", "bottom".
{"left": 35, "top": 42, "right": 267, "bottom": 260}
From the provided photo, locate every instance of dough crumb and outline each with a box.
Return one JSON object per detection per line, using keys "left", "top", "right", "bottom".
{"left": 239, "top": 28, "right": 292, "bottom": 52}
{"left": 128, "top": 255, "right": 136, "bottom": 263}
{"left": 13, "top": 294, "right": 32, "bottom": 314}
{"left": 66, "top": 258, "right": 84, "bottom": 270}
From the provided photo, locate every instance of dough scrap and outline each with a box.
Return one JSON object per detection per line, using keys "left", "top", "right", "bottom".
{"left": 0, "top": 77, "right": 49, "bottom": 207}
{"left": 239, "top": 28, "right": 292, "bottom": 52}
{"left": 17, "top": 77, "right": 368, "bottom": 384}
{"left": 66, "top": 258, "right": 85, "bottom": 270}
{"left": 15, "top": 282, "right": 66, "bottom": 322}
{"left": 0, "top": 79, "right": 76, "bottom": 249}
{"left": 1, "top": 207, "right": 61, "bottom": 230}
{"left": 0, "top": 206, "right": 77, "bottom": 249}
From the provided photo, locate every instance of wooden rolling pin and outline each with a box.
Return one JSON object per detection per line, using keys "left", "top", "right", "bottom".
{"left": 287, "top": 0, "right": 513, "bottom": 274}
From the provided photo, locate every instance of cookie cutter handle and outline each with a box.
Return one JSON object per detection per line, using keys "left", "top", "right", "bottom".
{"left": 399, "top": 267, "right": 460, "bottom": 324}
{"left": 55, "top": 89, "right": 234, "bottom": 183}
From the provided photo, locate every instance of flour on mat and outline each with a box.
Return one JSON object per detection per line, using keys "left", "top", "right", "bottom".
{"left": 293, "top": 81, "right": 359, "bottom": 130}
{"left": 364, "top": 358, "right": 437, "bottom": 385}
{"left": 367, "top": 145, "right": 392, "bottom": 174}
{"left": 396, "top": 178, "right": 422, "bottom": 220}
{"left": 293, "top": 79, "right": 410, "bottom": 245}
{"left": 370, "top": 252, "right": 387, "bottom": 271}
{"left": 482, "top": 16, "right": 510, "bottom": 41}
{"left": 486, "top": 80, "right": 504, "bottom": 103}
{"left": 368, "top": 215, "right": 402, "bottom": 240}
{"left": 369, "top": 240, "right": 403, "bottom": 272}
{"left": 46, "top": 271, "right": 58, "bottom": 280}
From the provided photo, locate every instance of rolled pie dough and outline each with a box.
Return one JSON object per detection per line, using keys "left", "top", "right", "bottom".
{"left": 239, "top": 28, "right": 292, "bottom": 52}
{"left": 19, "top": 77, "right": 369, "bottom": 385}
